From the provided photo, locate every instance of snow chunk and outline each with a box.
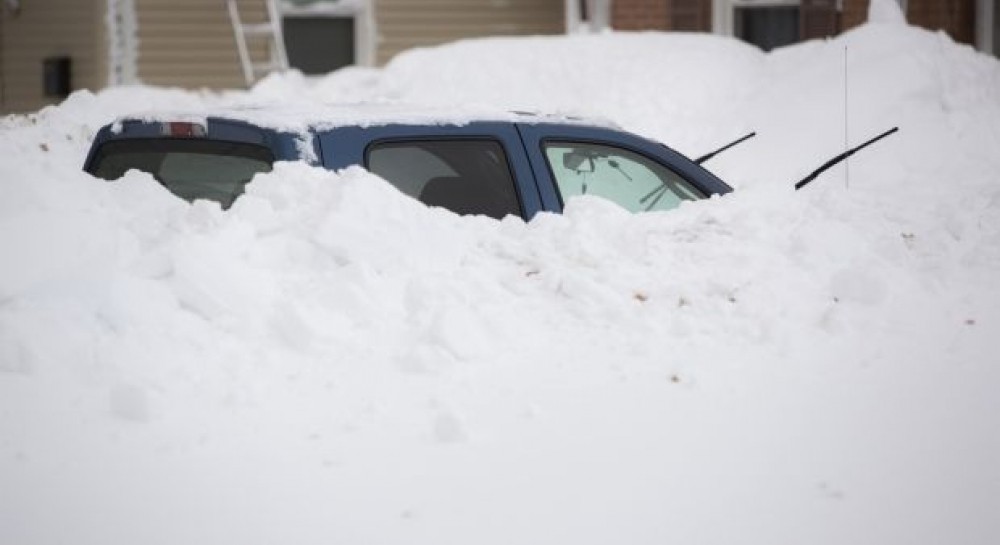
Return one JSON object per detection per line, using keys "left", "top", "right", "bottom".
{"left": 868, "top": 0, "right": 907, "bottom": 25}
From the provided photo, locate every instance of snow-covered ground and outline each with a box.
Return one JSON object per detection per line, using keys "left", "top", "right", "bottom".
{"left": 2, "top": 16, "right": 1000, "bottom": 545}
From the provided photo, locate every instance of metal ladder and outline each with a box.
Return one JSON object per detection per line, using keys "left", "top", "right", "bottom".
{"left": 226, "top": 0, "right": 289, "bottom": 86}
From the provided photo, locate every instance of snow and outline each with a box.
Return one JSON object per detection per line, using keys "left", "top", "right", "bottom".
{"left": 109, "top": 101, "right": 613, "bottom": 136}
{"left": 868, "top": 0, "right": 908, "bottom": 25}
{"left": 2, "top": 23, "right": 1000, "bottom": 545}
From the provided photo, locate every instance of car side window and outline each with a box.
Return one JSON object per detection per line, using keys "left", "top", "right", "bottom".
{"left": 366, "top": 139, "right": 521, "bottom": 220}
{"left": 543, "top": 141, "right": 704, "bottom": 213}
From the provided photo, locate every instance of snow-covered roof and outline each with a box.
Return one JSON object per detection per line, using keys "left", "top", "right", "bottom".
{"left": 114, "top": 101, "right": 619, "bottom": 134}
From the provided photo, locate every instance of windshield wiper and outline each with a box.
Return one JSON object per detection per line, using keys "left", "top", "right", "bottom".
{"left": 794, "top": 127, "right": 899, "bottom": 190}
{"left": 694, "top": 132, "right": 756, "bottom": 164}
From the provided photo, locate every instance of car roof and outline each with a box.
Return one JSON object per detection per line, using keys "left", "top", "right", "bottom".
{"left": 109, "top": 101, "right": 619, "bottom": 135}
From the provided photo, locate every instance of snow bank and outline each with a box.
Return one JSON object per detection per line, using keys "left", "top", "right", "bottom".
{"left": 1, "top": 24, "right": 999, "bottom": 545}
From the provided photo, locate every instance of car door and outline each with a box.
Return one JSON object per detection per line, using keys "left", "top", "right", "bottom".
{"left": 515, "top": 123, "right": 732, "bottom": 214}
{"left": 318, "top": 123, "right": 544, "bottom": 220}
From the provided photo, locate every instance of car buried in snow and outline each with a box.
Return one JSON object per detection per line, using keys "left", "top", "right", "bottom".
{"left": 84, "top": 105, "right": 734, "bottom": 219}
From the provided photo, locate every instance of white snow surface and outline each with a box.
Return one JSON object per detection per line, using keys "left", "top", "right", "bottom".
{"left": 868, "top": 0, "right": 908, "bottom": 25}
{"left": 2, "top": 25, "right": 1000, "bottom": 545}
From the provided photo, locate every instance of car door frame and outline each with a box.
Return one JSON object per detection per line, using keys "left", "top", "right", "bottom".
{"left": 515, "top": 122, "right": 733, "bottom": 214}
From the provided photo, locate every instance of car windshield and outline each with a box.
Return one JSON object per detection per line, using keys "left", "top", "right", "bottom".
{"left": 89, "top": 139, "right": 274, "bottom": 208}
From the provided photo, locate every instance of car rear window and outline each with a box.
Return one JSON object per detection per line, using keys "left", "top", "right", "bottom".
{"left": 88, "top": 139, "right": 275, "bottom": 208}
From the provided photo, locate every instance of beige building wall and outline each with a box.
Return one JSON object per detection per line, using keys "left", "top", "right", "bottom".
{"left": 0, "top": 0, "right": 567, "bottom": 111}
{"left": 0, "top": 0, "right": 106, "bottom": 114}
{"left": 374, "top": 0, "right": 564, "bottom": 65}
{"left": 134, "top": 0, "right": 266, "bottom": 89}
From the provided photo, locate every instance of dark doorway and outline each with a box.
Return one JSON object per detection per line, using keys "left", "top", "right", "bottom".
{"left": 994, "top": 0, "right": 999, "bottom": 56}
{"left": 282, "top": 16, "right": 355, "bottom": 75}
{"left": 734, "top": 5, "right": 800, "bottom": 51}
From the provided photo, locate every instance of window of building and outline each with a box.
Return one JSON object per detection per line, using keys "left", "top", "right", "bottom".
{"left": 993, "top": 0, "right": 999, "bottom": 55}
{"left": 283, "top": 16, "right": 355, "bottom": 73}
{"left": 280, "top": 0, "right": 374, "bottom": 71}
{"left": 734, "top": 3, "right": 800, "bottom": 51}
{"left": 715, "top": 0, "right": 841, "bottom": 50}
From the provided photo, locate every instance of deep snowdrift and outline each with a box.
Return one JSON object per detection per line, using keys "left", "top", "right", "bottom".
{"left": 1, "top": 23, "right": 999, "bottom": 545}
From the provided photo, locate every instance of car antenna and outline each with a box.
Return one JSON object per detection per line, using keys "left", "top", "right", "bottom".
{"left": 694, "top": 131, "right": 756, "bottom": 164}
{"left": 844, "top": 45, "right": 850, "bottom": 188}
{"left": 794, "top": 127, "right": 899, "bottom": 191}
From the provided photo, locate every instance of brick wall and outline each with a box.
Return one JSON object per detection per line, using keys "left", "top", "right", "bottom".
{"left": 614, "top": 0, "right": 976, "bottom": 47}
{"left": 842, "top": 0, "right": 869, "bottom": 29}
{"left": 671, "top": 0, "right": 711, "bottom": 30}
{"left": 908, "top": 0, "right": 975, "bottom": 44}
{"left": 801, "top": 0, "right": 840, "bottom": 39}
{"left": 841, "top": 0, "right": 975, "bottom": 45}
{"left": 612, "top": 0, "right": 710, "bottom": 32}
{"left": 612, "top": 0, "right": 669, "bottom": 30}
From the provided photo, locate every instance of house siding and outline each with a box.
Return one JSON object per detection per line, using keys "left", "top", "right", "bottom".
{"left": 134, "top": 0, "right": 266, "bottom": 89}
{"left": 374, "top": 0, "right": 563, "bottom": 65}
{"left": 0, "top": 0, "right": 106, "bottom": 114}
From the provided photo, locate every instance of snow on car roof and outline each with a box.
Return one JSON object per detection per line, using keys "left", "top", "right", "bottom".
{"left": 112, "top": 101, "right": 619, "bottom": 135}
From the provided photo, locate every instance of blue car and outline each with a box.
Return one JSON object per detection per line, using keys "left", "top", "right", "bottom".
{"left": 84, "top": 106, "right": 733, "bottom": 219}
